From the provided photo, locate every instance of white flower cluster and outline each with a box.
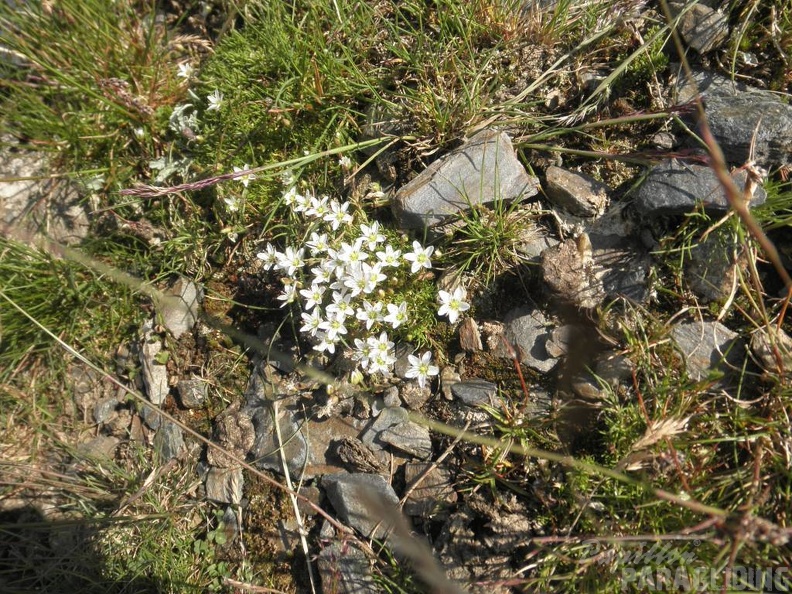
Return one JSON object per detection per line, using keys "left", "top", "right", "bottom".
{"left": 255, "top": 176, "right": 465, "bottom": 387}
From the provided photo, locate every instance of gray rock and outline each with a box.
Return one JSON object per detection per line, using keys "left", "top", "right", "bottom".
{"left": 544, "top": 166, "right": 609, "bottom": 217}
{"left": 0, "top": 140, "right": 88, "bottom": 247}
{"left": 450, "top": 379, "right": 499, "bottom": 406}
{"left": 634, "top": 160, "right": 767, "bottom": 217}
{"left": 75, "top": 435, "right": 119, "bottom": 460}
{"left": 154, "top": 420, "right": 184, "bottom": 461}
{"left": 159, "top": 276, "right": 201, "bottom": 339}
{"left": 545, "top": 325, "right": 588, "bottom": 358}
{"left": 392, "top": 129, "right": 539, "bottom": 229}
{"left": 403, "top": 462, "right": 457, "bottom": 519}
{"left": 177, "top": 378, "right": 207, "bottom": 408}
{"left": 459, "top": 317, "right": 483, "bottom": 352}
{"left": 92, "top": 396, "right": 120, "bottom": 425}
{"left": 673, "top": 2, "right": 728, "bottom": 54}
{"left": 138, "top": 402, "right": 162, "bottom": 430}
{"left": 139, "top": 322, "right": 169, "bottom": 406}
{"left": 590, "top": 233, "right": 652, "bottom": 304}
{"left": 686, "top": 229, "right": 744, "bottom": 302}
{"left": 670, "top": 321, "right": 746, "bottom": 382}
{"left": 205, "top": 466, "right": 243, "bottom": 504}
{"left": 317, "top": 541, "right": 378, "bottom": 594}
{"left": 496, "top": 307, "right": 557, "bottom": 373}
{"left": 750, "top": 327, "right": 792, "bottom": 376}
{"left": 702, "top": 93, "right": 792, "bottom": 169}
{"left": 361, "top": 406, "right": 432, "bottom": 460}
{"left": 399, "top": 381, "right": 432, "bottom": 410}
{"left": 595, "top": 353, "right": 635, "bottom": 386}
{"left": 248, "top": 402, "right": 307, "bottom": 476}
{"left": 321, "top": 473, "right": 399, "bottom": 537}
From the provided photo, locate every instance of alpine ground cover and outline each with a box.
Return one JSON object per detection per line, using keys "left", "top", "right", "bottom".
{"left": 1, "top": 0, "right": 792, "bottom": 592}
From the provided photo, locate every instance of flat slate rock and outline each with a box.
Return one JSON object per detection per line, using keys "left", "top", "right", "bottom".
{"left": 392, "top": 128, "right": 539, "bottom": 229}
{"left": 495, "top": 307, "right": 557, "bottom": 373}
{"left": 154, "top": 420, "right": 184, "bottom": 461}
{"left": 544, "top": 165, "right": 609, "bottom": 217}
{"left": 450, "top": 379, "right": 499, "bottom": 406}
{"left": 670, "top": 321, "right": 746, "bottom": 382}
{"left": 403, "top": 462, "right": 457, "bottom": 519}
{"left": 361, "top": 406, "right": 432, "bottom": 460}
{"left": 634, "top": 160, "right": 767, "bottom": 216}
{"left": 205, "top": 466, "right": 243, "bottom": 504}
{"left": 159, "top": 276, "right": 201, "bottom": 339}
{"left": 317, "top": 541, "right": 377, "bottom": 594}
{"left": 322, "top": 472, "right": 399, "bottom": 538}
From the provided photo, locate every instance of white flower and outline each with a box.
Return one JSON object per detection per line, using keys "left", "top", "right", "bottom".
{"left": 338, "top": 239, "right": 369, "bottom": 268}
{"left": 355, "top": 300, "right": 383, "bottom": 330}
{"left": 359, "top": 222, "right": 385, "bottom": 251}
{"left": 177, "top": 62, "right": 194, "bottom": 79}
{"left": 326, "top": 290, "right": 354, "bottom": 319}
{"left": 283, "top": 186, "right": 298, "bottom": 206}
{"left": 310, "top": 262, "right": 334, "bottom": 285}
{"left": 437, "top": 287, "right": 470, "bottom": 324}
{"left": 276, "top": 246, "right": 305, "bottom": 277}
{"left": 277, "top": 282, "right": 298, "bottom": 307}
{"left": 353, "top": 337, "right": 372, "bottom": 369}
{"left": 299, "top": 282, "right": 326, "bottom": 311}
{"left": 300, "top": 309, "right": 323, "bottom": 336}
{"left": 339, "top": 155, "right": 352, "bottom": 170}
{"left": 343, "top": 262, "right": 386, "bottom": 296}
{"left": 404, "top": 241, "right": 434, "bottom": 273}
{"left": 376, "top": 244, "right": 402, "bottom": 268}
{"left": 319, "top": 312, "right": 348, "bottom": 341}
{"left": 324, "top": 200, "right": 353, "bottom": 231}
{"left": 256, "top": 243, "right": 281, "bottom": 270}
{"left": 293, "top": 193, "right": 311, "bottom": 212}
{"left": 369, "top": 331, "right": 394, "bottom": 359}
{"left": 383, "top": 301, "right": 408, "bottom": 329}
{"left": 206, "top": 89, "right": 223, "bottom": 111}
{"left": 306, "top": 232, "right": 330, "bottom": 254}
{"left": 233, "top": 164, "right": 257, "bottom": 188}
{"left": 314, "top": 331, "right": 338, "bottom": 354}
{"left": 405, "top": 351, "right": 439, "bottom": 388}
{"left": 223, "top": 196, "right": 240, "bottom": 212}
{"left": 305, "top": 194, "right": 330, "bottom": 219}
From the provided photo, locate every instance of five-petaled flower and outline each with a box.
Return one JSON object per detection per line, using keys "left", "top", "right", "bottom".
{"left": 437, "top": 287, "right": 470, "bottom": 324}
{"left": 405, "top": 351, "right": 439, "bottom": 388}
{"left": 206, "top": 89, "right": 224, "bottom": 111}
{"left": 233, "top": 164, "right": 257, "bottom": 188}
{"left": 404, "top": 241, "right": 434, "bottom": 274}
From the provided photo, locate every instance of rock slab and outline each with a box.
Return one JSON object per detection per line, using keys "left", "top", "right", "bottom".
{"left": 322, "top": 473, "right": 399, "bottom": 537}
{"left": 392, "top": 129, "right": 539, "bottom": 229}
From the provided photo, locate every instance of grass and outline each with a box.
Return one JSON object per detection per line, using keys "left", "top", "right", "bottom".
{"left": 2, "top": 0, "right": 792, "bottom": 591}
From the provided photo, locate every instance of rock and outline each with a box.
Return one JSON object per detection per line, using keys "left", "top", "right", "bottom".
{"left": 322, "top": 473, "right": 399, "bottom": 537}
{"left": 159, "top": 276, "right": 201, "bottom": 339}
{"left": 205, "top": 466, "right": 243, "bottom": 504}
{"left": 399, "top": 381, "right": 433, "bottom": 410}
{"left": 138, "top": 401, "right": 162, "bottom": 430}
{"left": 459, "top": 317, "right": 483, "bottom": 352}
{"left": 595, "top": 352, "right": 635, "bottom": 386}
{"left": 330, "top": 436, "right": 387, "bottom": 474}
{"left": 544, "top": 166, "right": 609, "bottom": 217}
{"left": 496, "top": 307, "right": 557, "bottom": 373}
{"left": 75, "top": 435, "right": 119, "bottom": 460}
{"left": 207, "top": 401, "right": 255, "bottom": 468}
{"left": 381, "top": 386, "right": 401, "bottom": 408}
{"left": 589, "top": 233, "right": 652, "bottom": 304}
{"left": 545, "top": 325, "right": 588, "bottom": 358}
{"left": 392, "top": 129, "right": 539, "bottom": 229}
{"left": 702, "top": 92, "right": 792, "bottom": 169}
{"left": 670, "top": 321, "right": 746, "bottom": 382}
{"left": 450, "top": 379, "right": 499, "bottom": 407}
{"left": 634, "top": 160, "right": 767, "bottom": 217}
{"left": 154, "top": 420, "right": 184, "bottom": 461}
{"left": 673, "top": 2, "right": 728, "bottom": 54}
{"left": 361, "top": 406, "right": 432, "bottom": 460}
{"left": 440, "top": 366, "right": 461, "bottom": 400}
{"left": 403, "top": 462, "right": 457, "bottom": 519}
{"left": 317, "top": 541, "right": 378, "bottom": 594}
{"left": 750, "top": 326, "right": 792, "bottom": 376}
{"left": 685, "top": 228, "right": 744, "bottom": 302}
{"left": 0, "top": 140, "right": 88, "bottom": 247}
{"left": 139, "top": 322, "right": 169, "bottom": 406}
{"left": 177, "top": 378, "right": 208, "bottom": 408}
{"left": 92, "top": 395, "right": 120, "bottom": 425}
{"left": 675, "top": 70, "right": 792, "bottom": 169}
{"left": 542, "top": 235, "right": 605, "bottom": 309}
